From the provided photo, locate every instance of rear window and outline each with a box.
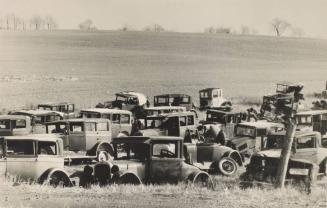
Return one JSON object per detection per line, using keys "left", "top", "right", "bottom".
{"left": 13, "top": 119, "right": 26, "bottom": 129}
{"left": 38, "top": 141, "right": 57, "bottom": 155}
{"left": 7, "top": 140, "right": 34, "bottom": 156}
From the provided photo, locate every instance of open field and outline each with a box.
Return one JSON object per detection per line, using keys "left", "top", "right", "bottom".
{"left": 1, "top": 30, "right": 327, "bottom": 112}
{"left": 0, "top": 177, "right": 327, "bottom": 208}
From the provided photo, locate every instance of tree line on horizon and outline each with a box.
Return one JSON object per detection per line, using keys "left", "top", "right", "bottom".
{"left": 0, "top": 13, "right": 305, "bottom": 38}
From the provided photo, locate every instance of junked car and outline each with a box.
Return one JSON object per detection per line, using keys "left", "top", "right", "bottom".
{"left": 0, "top": 135, "right": 72, "bottom": 186}
{"left": 9, "top": 110, "right": 64, "bottom": 134}
{"left": 80, "top": 108, "right": 133, "bottom": 137}
{"left": 38, "top": 102, "right": 76, "bottom": 118}
{"left": 199, "top": 88, "right": 231, "bottom": 110}
{"left": 0, "top": 115, "right": 32, "bottom": 136}
{"left": 240, "top": 131, "right": 327, "bottom": 187}
{"left": 153, "top": 94, "right": 193, "bottom": 111}
{"left": 226, "top": 121, "right": 284, "bottom": 158}
{"left": 198, "top": 109, "right": 247, "bottom": 141}
{"left": 184, "top": 143, "right": 243, "bottom": 176}
{"left": 46, "top": 118, "right": 113, "bottom": 162}
{"left": 135, "top": 112, "right": 197, "bottom": 139}
{"left": 94, "top": 136, "right": 212, "bottom": 186}
{"left": 96, "top": 91, "right": 149, "bottom": 113}
{"left": 295, "top": 110, "right": 327, "bottom": 139}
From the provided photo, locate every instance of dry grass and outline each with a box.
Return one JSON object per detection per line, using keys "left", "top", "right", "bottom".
{"left": 1, "top": 176, "right": 326, "bottom": 208}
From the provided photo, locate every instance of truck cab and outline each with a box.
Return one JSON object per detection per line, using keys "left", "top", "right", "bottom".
{"left": 153, "top": 94, "right": 193, "bottom": 111}
{"left": 199, "top": 88, "right": 230, "bottom": 110}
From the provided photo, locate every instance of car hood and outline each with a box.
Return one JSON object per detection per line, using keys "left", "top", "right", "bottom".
{"left": 139, "top": 129, "right": 164, "bottom": 136}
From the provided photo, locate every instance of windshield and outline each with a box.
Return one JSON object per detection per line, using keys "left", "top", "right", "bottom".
{"left": 145, "top": 117, "right": 165, "bottom": 129}
{"left": 296, "top": 115, "right": 312, "bottom": 125}
{"left": 115, "top": 143, "right": 149, "bottom": 161}
{"left": 0, "top": 120, "right": 10, "bottom": 130}
{"left": 235, "top": 126, "right": 256, "bottom": 137}
{"left": 206, "top": 112, "right": 225, "bottom": 123}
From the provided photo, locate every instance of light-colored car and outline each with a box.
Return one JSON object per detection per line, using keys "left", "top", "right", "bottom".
{"left": 46, "top": 118, "right": 113, "bottom": 162}
{"left": 0, "top": 115, "right": 32, "bottom": 136}
{"left": 80, "top": 108, "right": 132, "bottom": 137}
{"left": 9, "top": 110, "right": 64, "bottom": 134}
{"left": 295, "top": 110, "right": 327, "bottom": 137}
{"left": 199, "top": 88, "right": 231, "bottom": 110}
{"left": 37, "top": 102, "right": 76, "bottom": 118}
{"left": 136, "top": 112, "right": 197, "bottom": 139}
{"left": 0, "top": 135, "right": 71, "bottom": 186}
{"left": 153, "top": 94, "right": 193, "bottom": 111}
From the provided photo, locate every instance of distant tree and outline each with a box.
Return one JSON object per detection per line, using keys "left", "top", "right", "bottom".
{"left": 204, "top": 26, "right": 231, "bottom": 34}
{"left": 271, "top": 18, "right": 290, "bottom": 37}
{"left": 44, "top": 16, "right": 57, "bottom": 30}
{"left": 30, "top": 15, "right": 43, "bottom": 30}
{"left": 78, "top": 19, "right": 97, "bottom": 30}
{"left": 144, "top": 24, "right": 165, "bottom": 32}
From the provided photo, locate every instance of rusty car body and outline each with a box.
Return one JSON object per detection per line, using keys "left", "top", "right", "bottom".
{"left": 102, "top": 136, "right": 212, "bottom": 185}
{"left": 240, "top": 131, "right": 327, "bottom": 186}
{"left": 46, "top": 118, "right": 113, "bottom": 162}
{"left": 0, "top": 135, "right": 72, "bottom": 186}
{"left": 226, "top": 121, "right": 284, "bottom": 157}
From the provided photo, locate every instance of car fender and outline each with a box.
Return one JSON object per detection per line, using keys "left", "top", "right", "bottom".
{"left": 38, "top": 168, "right": 72, "bottom": 186}
{"left": 88, "top": 141, "right": 114, "bottom": 156}
{"left": 119, "top": 172, "right": 143, "bottom": 185}
{"left": 223, "top": 150, "right": 243, "bottom": 166}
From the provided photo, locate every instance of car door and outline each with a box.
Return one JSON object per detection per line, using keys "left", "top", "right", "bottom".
{"left": 84, "top": 122, "right": 98, "bottom": 151}
{"left": 0, "top": 138, "right": 6, "bottom": 176}
{"left": 149, "top": 141, "right": 182, "bottom": 184}
{"left": 167, "top": 117, "right": 180, "bottom": 137}
{"left": 120, "top": 114, "right": 132, "bottom": 135}
{"left": 5, "top": 139, "right": 39, "bottom": 180}
{"left": 294, "top": 136, "right": 318, "bottom": 164}
{"left": 68, "top": 122, "right": 86, "bottom": 151}
{"left": 96, "top": 121, "right": 111, "bottom": 142}
{"left": 111, "top": 114, "right": 121, "bottom": 138}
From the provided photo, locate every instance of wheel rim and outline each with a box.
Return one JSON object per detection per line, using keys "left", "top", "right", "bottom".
{"left": 218, "top": 158, "right": 238, "bottom": 176}
{"left": 222, "top": 160, "right": 235, "bottom": 173}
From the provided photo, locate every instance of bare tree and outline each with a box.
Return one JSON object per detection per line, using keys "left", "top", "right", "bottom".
{"left": 30, "top": 15, "right": 43, "bottom": 30}
{"left": 79, "top": 19, "right": 96, "bottom": 30}
{"left": 144, "top": 24, "right": 165, "bottom": 32}
{"left": 271, "top": 18, "right": 290, "bottom": 37}
{"left": 44, "top": 16, "right": 57, "bottom": 30}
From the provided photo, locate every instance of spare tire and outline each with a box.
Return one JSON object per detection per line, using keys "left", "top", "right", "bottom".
{"left": 218, "top": 157, "right": 238, "bottom": 176}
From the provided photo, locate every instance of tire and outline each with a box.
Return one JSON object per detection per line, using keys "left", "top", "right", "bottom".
{"left": 48, "top": 172, "right": 71, "bottom": 188}
{"left": 217, "top": 157, "right": 238, "bottom": 176}
{"left": 96, "top": 144, "right": 113, "bottom": 162}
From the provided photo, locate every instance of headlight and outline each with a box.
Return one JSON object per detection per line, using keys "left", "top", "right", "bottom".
{"left": 289, "top": 168, "right": 309, "bottom": 176}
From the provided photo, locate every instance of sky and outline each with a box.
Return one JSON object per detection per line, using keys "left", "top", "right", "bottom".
{"left": 0, "top": 0, "right": 327, "bottom": 38}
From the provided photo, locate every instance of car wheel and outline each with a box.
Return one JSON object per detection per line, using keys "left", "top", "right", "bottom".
{"left": 218, "top": 157, "right": 238, "bottom": 176}
{"left": 97, "top": 151, "right": 110, "bottom": 162}
{"left": 49, "top": 172, "right": 70, "bottom": 188}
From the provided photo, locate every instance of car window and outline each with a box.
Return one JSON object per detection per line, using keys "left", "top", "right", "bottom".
{"left": 200, "top": 92, "right": 209, "bottom": 98}
{"left": 236, "top": 126, "right": 255, "bottom": 137}
{"left": 97, "top": 122, "right": 108, "bottom": 131}
{"left": 0, "top": 120, "right": 10, "bottom": 130}
{"left": 181, "top": 97, "right": 190, "bottom": 104}
{"left": 13, "top": 119, "right": 26, "bottom": 129}
{"left": 213, "top": 91, "right": 218, "bottom": 98}
{"left": 68, "top": 105, "right": 74, "bottom": 112}
{"left": 187, "top": 116, "right": 194, "bottom": 126}
{"left": 112, "top": 114, "right": 120, "bottom": 124}
{"left": 152, "top": 143, "right": 177, "bottom": 158}
{"left": 121, "top": 114, "right": 130, "bottom": 124}
{"left": 70, "top": 123, "right": 84, "bottom": 132}
{"left": 85, "top": 122, "right": 96, "bottom": 131}
{"left": 102, "top": 114, "right": 111, "bottom": 120}
{"left": 179, "top": 116, "right": 186, "bottom": 126}
{"left": 0, "top": 140, "right": 4, "bottom": 158}
{"left": 146, "top": 119, "right": 162, "bottom": 128}
{"left": 7, "top": 140, "right": 34, "bottom": 156}
{"left": 38, "top": 141, "right": 56, "bottom": 155}
{"left": 297, "top": 137, "right": 316, "bottom": 149}
{"left": 83, "top": 112, "right": 100, "bottom": 118}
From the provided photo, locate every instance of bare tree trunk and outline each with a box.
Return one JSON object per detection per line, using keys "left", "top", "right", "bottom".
{"left": 275, "top": 118, "right": 297, "bottom": 188}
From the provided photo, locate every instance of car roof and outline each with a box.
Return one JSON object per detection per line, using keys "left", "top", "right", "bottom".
{"left": 0, "top": 115, "right": 30, "bottom": 120}
{"left": 38, "top": 102, "right": 73, "bottom": 106}
{"left": 112, "top": 136, "right": 183, "bottom": 144}
{"left": 11, "top": 110, "right": 64, "bottom": 117}
{"left": 145, "top": 106, "right": 186, "bottom": 111}
{"left": 296, "top": 110, "right": 327, "bottom": 116}
{"left": 207, "top": 109, "right": 242, "bottom": 115}
{"left": 154, "top": 94, "right": 191, "bottom": 98}
{"left": 80, "top": 108, "right": 132, "bottom": 115}
{"left": 46, "top": 118, "right": 109, "bottom": 124}
{"left": 115, "top": 91, "right": 147, "bottom": 106}
{"left": 199, "top": 88, "right": 221, "bottom": 92}
{"left": 146, "top": 111, "right": 195, "bottom": 118}
{"left": 269, "top": 130, "right": 321, "bottom": 139}
{"left": 1, "top": 134, "right": 59, "bottom": 142}
{"left": 237, "top": 121, "right": 284, "bottom": 129}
